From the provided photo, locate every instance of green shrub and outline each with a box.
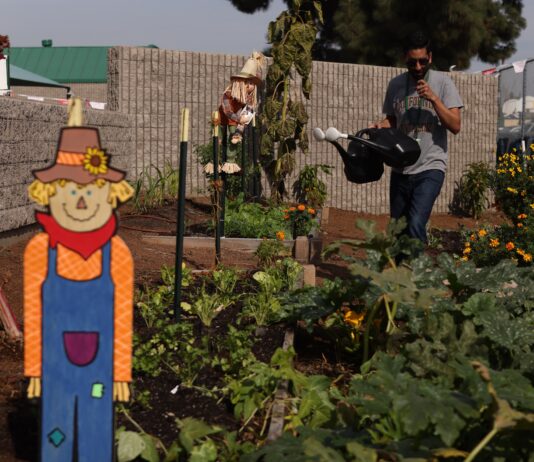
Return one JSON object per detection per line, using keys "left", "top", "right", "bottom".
{"left": 453, "top": 161, "right": 492, "bottom": 218}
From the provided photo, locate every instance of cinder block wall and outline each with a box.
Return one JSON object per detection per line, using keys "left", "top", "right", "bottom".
{"left": 108, "top": 46, "right": 498, "bottom": 214}
{"left": 0, "top": 98, "right": 134, "bottom": 232}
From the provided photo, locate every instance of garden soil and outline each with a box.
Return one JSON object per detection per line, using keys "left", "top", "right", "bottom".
{"left": 0, "top": 199, "right": 507, "bottom": 461}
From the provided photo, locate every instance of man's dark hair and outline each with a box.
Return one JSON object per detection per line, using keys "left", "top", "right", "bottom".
{"left": 403, "top": 31, "right": 431, "bottom": 54}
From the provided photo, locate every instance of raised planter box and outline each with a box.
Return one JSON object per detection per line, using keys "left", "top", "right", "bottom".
{"left": 141, "top": 235, "right": 323, "bottom": 264}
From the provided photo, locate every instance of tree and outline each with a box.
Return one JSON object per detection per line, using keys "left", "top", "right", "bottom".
{"left": 226, "top": 0, "right": 526, "bottom": 70}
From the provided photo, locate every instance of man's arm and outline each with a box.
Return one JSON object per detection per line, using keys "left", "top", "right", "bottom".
{"left": 416, "top": 79, "right": 461, "bottom": 134}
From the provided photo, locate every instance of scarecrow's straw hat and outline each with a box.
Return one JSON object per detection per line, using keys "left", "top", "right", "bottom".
{"left": 34, "top": 127, "right": 125, "bottom": 184}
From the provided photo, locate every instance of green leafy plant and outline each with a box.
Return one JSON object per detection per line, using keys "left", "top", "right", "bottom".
{"left": 185, "top": 283, "right": 226, "bottom": 328}
{"left": 292, "top": 163, "right": 332, "bottom": 208}
{"left": 223, "top": 194, "right": 291, "bottom": 238}
{"left": 212, "top": 266, "right": 240, "bottom": 308}
{"left": 452, "top": 161, "right": 492, "bottom": 218}
{"left": 254, "top": 238, "right": 291, "bottom": 268}
{"left": 260, "top": 1, "right": 323, "bottom": 201}
{"left": 130, "top": 162, "right": 180, "bottom": 213}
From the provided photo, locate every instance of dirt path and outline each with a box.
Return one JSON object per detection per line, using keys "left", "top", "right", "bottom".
{"left": 0, "top": 202, "right": 507, "bottom": 461}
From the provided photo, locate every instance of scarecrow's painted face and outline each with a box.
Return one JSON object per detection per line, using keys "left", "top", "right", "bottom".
{"left": 245, "top": 80, "right": 256, "bottom": 94}
{"left": 48, "top": 181, "right": 113, "bottom": 232}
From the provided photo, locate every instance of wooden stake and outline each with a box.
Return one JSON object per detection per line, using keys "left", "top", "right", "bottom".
{"left": 0, "top": 286, "right": 21, "bottom": 340}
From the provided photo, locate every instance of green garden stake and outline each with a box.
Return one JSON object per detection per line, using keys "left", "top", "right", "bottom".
{"left": 212, "top": 111, "right": 222, "bottom": 265}
{"left": 220, "top": 126, "right": 227, "bottom": 237}
{"left": 252, "top": 120, "right": 260, "bottom": 200}
{"left": 173, "top": 108, "right": 189, "bottom": 321}
{"left": 241, "top": 127, "right": 247, "bottom": 196}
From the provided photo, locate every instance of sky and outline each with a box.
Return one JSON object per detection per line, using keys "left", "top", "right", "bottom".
{"left": 2, "top": 0, "right": 533, "bottom": 72}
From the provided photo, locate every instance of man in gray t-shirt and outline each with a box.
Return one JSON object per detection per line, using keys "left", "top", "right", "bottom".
{"left": 374, "top": 31, "right": 463, "bottom": 244}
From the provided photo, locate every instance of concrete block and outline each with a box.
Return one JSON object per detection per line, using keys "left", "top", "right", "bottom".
{"left": 302, "top": 264, "right": 316, "bottom": 287}
{"left": 294, "top": 236, "right": 309, "bottom": 263}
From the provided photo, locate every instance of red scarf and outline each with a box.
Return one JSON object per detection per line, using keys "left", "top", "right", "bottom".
{"left": 36, "top": 212, "right": 117, "bottom": 260}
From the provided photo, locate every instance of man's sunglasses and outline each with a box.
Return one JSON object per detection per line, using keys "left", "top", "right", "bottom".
{"left": 406, "top": 58, "right": 430, "bottom": 68}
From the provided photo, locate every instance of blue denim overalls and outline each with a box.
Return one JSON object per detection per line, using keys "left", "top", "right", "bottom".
{"left": 41, "top": 242, "right": 114, "bottom": 462}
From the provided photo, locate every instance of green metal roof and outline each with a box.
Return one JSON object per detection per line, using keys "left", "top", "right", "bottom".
{"left": 8, "top": 47, "right": 110, "bottom": 83}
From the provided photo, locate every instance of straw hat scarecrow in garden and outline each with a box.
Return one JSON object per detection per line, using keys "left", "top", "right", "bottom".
{"left": 206, "top": 51, "right": 264, "bottom": 174}
{"left": 24, "top": 122, "right": 134, "bottom": 461}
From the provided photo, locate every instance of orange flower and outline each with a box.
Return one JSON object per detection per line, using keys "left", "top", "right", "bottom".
{"left": 276, "top": 231, "right": 285, "bottom": 241}
{"left": 517, "top": 213, "right": 527, "bottom": 219}
{"left": 297, "top": 204, "right": 306, "bottom": 211}
{"left": 478, "top": 229, "right": 487, "bottom": 237}
{"left": 489, "top": 238, "right": 500, "bottom": 248}
{"left": 470, "top": 234, "right": 476, "bottom": 241}
{"left": 517, "top": 223, "right": 524, "bottom": 228}
{"left": 307, "top": 208, "right": 316, "bottom": 215}
{"left": 344, "top": 310, "right": 365, "bottom": 328}
{"left": 289, "top": 207, "right": 296, "bottom": 212}
{"left": 505, "top": 242, "right": 515, "bottom": 251}
{"left": 523, "top": 253, "right": 533, "bottom": 262}
{"left": 463, "top": 246, "right": 472, "bottom": 255}
{"left": 284, "top": 214, "right": 290, "bottom": 220}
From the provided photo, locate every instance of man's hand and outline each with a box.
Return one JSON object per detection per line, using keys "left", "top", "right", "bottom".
{"left": 416, "top": 79, "right": 461, "bottom": 134}
{"left": 416, "top": 79, "right": 437, "bottom": 102}
{"left": 113, "top": 381, "right": 131, "bottom": 402}
{"left": 369, "top": 115, "right": 395, "bottom": 129}
{"left": 27, "top": 377, "right": 41, "bottom": 398}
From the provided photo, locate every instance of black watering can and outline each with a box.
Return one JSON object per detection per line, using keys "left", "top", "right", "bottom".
{"left": 313, "top": 126, "right": 421, "bottom": 184}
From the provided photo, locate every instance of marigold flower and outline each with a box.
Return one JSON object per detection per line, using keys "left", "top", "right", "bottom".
{"left": 517, "top": 223, "right": 524, "bottom": 228}
{"left": 489, "top": 238, "right": 500, "bottom": 248}
{"left": 478, "top": 229, "right": 487, "bottom": 237}
{"left": 516, "top": 248, "right": 525, "bottom": 256}
{"left": 276, "top": 231, "right": 285, "bottom": 241}
{"left": 463, "top": 246, "right": 472, "bottom": 255}
{"left": 307, "top": 208, "right": 316, "bottom": 215}
{"left": 518, "top": 213, "right": 527, "bottom": 219}
{"left": 505, "top": 242, "right": 515, "bottom": 251}
{"left": 470, "top": 234, "right": 476, "bottom": 241}
{"left": 530, "top": 203, "right": 534, "bottom": 209}
{"left": 460, "top": 256, "right": 469, "bottom": 262}
{"left": 297, "top": 204, "right": 306, "bottom": 211}
{"left": 284, "top": 214, "right": 290, "bottom": 220}
{"left": 507, "top": 187, "right": 518, "bottom": 194}
{"left": 344, "top": 310, "right": 365, "bottom": 328}
{"left": 523, "top": 253, "right": 533, "bottom": 262}
{"left": 289, "top": 207, "right": 296, "bottom": 212}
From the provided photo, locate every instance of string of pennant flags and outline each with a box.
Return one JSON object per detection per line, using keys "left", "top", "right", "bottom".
{"left": 3, "top": 90, "right": 106, "bottom": 109}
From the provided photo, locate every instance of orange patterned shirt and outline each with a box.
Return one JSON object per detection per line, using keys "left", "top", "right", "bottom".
{"left": 24, "top": 233, "right": 134, "bottom": 382}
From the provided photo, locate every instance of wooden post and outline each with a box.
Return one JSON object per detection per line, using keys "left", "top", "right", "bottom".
{"left": 0, "top": 286, "right": 21, "bottom": 340}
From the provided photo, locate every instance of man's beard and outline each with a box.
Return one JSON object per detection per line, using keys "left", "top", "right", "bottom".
{"left": 409, "top": 66, "right": 430, "bottom": 80}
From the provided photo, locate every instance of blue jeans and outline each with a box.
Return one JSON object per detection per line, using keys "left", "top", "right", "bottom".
{"left": 390, "top": 169, "right": 445, "bottom": 243}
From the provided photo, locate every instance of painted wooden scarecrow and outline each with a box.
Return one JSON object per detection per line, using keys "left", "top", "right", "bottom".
{"left": 24, "top": 123, "right": 134, "bottom": 461}
{"left": 205, "top": 51, "right": 264, "bottom": 175}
